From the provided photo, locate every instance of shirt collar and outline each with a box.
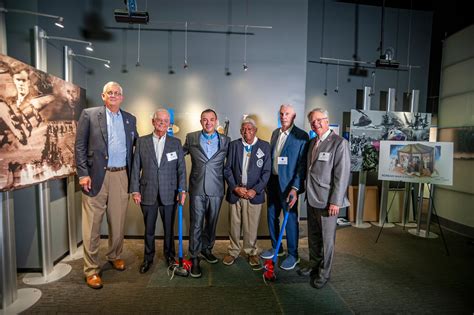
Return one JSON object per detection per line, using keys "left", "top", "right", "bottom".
{"left": 280, "top": 124, "right": 293, "bottom": 136}
{"left": 318, "top": 129, "right": 332, "bottom": 142}
{"left": 153, "top": 132, "right": 166, "bottom": 140}
{"left": 105, "top": 106, "right": 121, "bottom": 117}
{"left": 241, "top": 137, "right": 258, "bottom": 147}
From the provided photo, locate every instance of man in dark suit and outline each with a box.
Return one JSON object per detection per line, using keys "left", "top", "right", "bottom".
{"left": 183, "top": 109, "right": 230, "bottom": 278}
{"left": 75, "top": 81, "right": 138, "bottom": 289}
{"left": 298, "top": 108, "right": 350, "bottom": 289}
{"left": 130, "top": 108, "right": 186, "bottom": 273}
{"left": 223, "top": 118, "right": 271, "bottom": 267}
{"left": 261, "top": 104, "right": 308, "bottom": 271}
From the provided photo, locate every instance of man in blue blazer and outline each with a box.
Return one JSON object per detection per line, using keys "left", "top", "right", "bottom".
{"left": 261, "top": 104, "right": 309, "bottom": 270}
{"left": 130, "top": 109, "right": 187, "bottom": 273}
{"left": 75, "top": 82, "right": 138, "bottom": 289}
{"left": 223, "top": 118, "right": 271, "bottom": 267}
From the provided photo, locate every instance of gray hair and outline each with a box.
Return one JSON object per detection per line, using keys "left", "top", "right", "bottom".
{"left": 280, "top": 103, "right": 296, "bottom": 114}
{"left": 102, "top": 81, "right": 123, "bottom": 94}
{"left": 307, "top": 108, "right": 329, "bottom": 122}
{"left": 241, "top": 117, "right": 257, "bottom": 129}
{"left": 152, "top": 108, "right": 170, "bottom": 120}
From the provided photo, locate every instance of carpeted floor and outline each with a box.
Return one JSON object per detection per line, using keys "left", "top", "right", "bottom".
{"left": 15, "top": 223, "right": 474, "bottom": 314}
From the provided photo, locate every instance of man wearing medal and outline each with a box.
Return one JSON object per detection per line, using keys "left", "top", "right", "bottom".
{"left": 223, "top": 118, "right": 271, "bottom": 267}
{"left": 183, "top": 108, "right": 230, "bottom": 278}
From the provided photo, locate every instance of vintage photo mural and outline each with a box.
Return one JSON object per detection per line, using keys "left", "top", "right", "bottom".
{"left": 0, "top": 54, "right": 85, "bottom": 191}
{"left": 350, "top": 109, "right": 431, "bottom": 171}
{"left": 378, "top": 141, "right": 453, "bottom": 186}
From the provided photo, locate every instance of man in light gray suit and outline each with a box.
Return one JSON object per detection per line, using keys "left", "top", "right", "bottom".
{"left": 299, "top": 108, "right": 350, "bottom": 289}
{"left": 183, "top": 109, "right": 230, "bottom": 278}
{"left": 130, "top": 109, "right": 186, "bottom": 273}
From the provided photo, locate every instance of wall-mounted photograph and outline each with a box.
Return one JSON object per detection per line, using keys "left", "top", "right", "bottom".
{"left": 0, "top": 54, "right": 86, "bottom": 191}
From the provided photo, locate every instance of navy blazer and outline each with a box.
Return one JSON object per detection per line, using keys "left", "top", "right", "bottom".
{"left": 75, "top": 106, "right": 138, "bottom": 197}
{"left": 269, "top": 125, "right": 309, "bottom": 195}
{"left": 224, "top": 138, "right": 271, "bottom": 204}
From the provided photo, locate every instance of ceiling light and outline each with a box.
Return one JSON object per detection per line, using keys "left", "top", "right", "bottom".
{"left": 86, "top": 44, "right": 94, "bottom": 52}
{"left": 55, "top": 17, "right": 64, "bottom": 28}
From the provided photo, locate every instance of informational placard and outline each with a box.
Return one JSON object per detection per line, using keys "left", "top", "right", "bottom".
{"left": 378, "top": 141, "right": 453, "bottom": 186}
{"left": 350, "top": 109, "right": 431, "bottom": 171}
{"left": 0, "top": 54, "right": 86, "bottom": 191}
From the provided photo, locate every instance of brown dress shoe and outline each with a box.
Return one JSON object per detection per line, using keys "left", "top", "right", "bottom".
{"left": 86, "top": 274, "right": 103, "bottom": 289}
{"left": 248, "top": 255, "right": 261, "bottom": 267}
{"left": 110, "top": 259, "right": 126, "bottom": 271}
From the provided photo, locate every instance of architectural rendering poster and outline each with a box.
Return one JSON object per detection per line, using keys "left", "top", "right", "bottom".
{"left": 0, "top": 54, "right": 85, "bottom": 191}
{"left": 378, "top": 141, "right": 453, "bottom": 186}
{"left": 350, "top": 109, "right": 431, "bottom": 171}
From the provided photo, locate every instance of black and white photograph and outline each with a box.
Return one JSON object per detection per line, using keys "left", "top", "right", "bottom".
{"left": 350, "top": 109, "right": 431, "bottom": 171}
{"left": 0, "top": 54, "right": 85, "bottom": 191}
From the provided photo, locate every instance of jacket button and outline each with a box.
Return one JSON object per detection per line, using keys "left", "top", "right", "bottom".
{"left": 105, "top": 156, "right": 108, "bottom": 159}
{"left": 104, "top": 167, "right": 107, "bottom": 170}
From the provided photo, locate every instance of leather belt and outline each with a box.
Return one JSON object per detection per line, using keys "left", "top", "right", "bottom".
{"left": 106, "top": 166, "right": 126, "bottom": 172}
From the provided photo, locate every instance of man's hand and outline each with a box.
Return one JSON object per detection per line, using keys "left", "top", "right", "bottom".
{"left": 234, "top": 186, "right": 248, "bottom": 199}
{"left": 328, "top": 204, "right": 340, "bottom": 216}
{"left": 245, "top": 189, "right": 257, "bottom": 200}
{"left": 287, "top": 188, "right": 298, "bottom": 209}
{"left": 79, "top": 176, "right": 92, "bottom": 193}
{"left": 177, "top": 191, "right": 187, "bottom": 205}
{"left": 132, "top": 192, "right": 141, "bottom": 205}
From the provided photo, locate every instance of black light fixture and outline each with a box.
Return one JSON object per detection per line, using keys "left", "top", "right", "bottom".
{"left": 183, "top": 21, "right": 189, "bottom": 69}
{"left": 242, "top": 25, "right": 248, "bottom": 71}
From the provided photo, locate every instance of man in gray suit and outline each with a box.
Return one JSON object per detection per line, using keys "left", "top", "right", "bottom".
{"left": 130, "top": 109, "right": 186, "bottom": 273}
{"left": 298, "top": 108, "right": 350, "bottom": 289}
{"left": 183, "top": 109, "right": 230, "bottom": 278}
{"left": 75, "top": 81, "right": 137, "bottom": 289}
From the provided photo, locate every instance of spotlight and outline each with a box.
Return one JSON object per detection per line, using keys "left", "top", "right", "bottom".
{"left": 183, "top": 61, "right": 189, "bottom": 69}
{"left": 243, "top": 63, "right": 248, "bottom": 71}
{"left": 334, "top": 88, "right": 339, "bottom": 93}
{"left": 104, "top": 62, "right": 110, "bottom": 69}
{"left": 135, "top": 61, "right": 141, "bottom": 67}
{"left": 323, "top": 89, "right": 328, "bottom": 96}
{"left": 55, "top": 17, "right": 64, "bottom": 28}
{"left": 86, "top": 44, "right": 94, "bottom": 52}
{"left": 168, "top": 67, "right": 175, "bottom": 75}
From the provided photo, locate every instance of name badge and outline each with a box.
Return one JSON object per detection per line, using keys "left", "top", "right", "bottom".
{"left": 256, "top": 148, "right": 265, "bottom": 158}
{"left": 318, "top": 152, "right": 331, "bottom": 161}
{"left": 166, "top": 151, "right": 178, "bottom": 161}
{"left": 278, "top": 157, "right": 288, "bottom": 165}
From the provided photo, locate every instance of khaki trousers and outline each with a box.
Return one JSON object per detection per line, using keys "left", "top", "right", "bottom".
{"left": 82, "top": 170, "right": 129, "bottom": 276}
{"left": 228, "top": 199, "right": 262, "bottom": 257}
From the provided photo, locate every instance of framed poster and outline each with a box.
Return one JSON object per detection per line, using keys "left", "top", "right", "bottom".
{"left": 0, "top": 54, "right": 86, "bottom": 191}
{"left": 378, "top": 141, "right": 453, "bottom": 186}
{"left": 350, "top": 109, "right": 431, "bottom": 171}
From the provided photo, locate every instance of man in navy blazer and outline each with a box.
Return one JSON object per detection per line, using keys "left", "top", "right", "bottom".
{"left": 223, "top": 118, "right": 271, "bottom": 267}
{"left": 130, "top": 109, "right": 187, "bottom": 274}
{"left": 261, "top": 104, "right": 309, "bottom": 271}
{"left": 75, "top": 81, "right": 138, "bottom": 289}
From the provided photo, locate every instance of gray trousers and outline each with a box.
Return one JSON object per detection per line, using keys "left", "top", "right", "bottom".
{"left": 189, "top": 195, "right": 223, "bottom": 258}
{"left": 307, "top": 203, "right": 337, "bottom": 280}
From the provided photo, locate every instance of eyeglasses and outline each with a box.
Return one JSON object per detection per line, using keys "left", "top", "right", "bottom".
{"left": 106, "top": 91, "right": 122, "bottom": 97}
{"left": 312, "top": 118, "right": 328, "bottom": 123}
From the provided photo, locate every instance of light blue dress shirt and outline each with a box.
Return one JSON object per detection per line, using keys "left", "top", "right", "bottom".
{"left": 200, "top": 131, "right": 219, "bottom": 159}
{"left": 106, "top": 107, "right": 127, "bottom": 167}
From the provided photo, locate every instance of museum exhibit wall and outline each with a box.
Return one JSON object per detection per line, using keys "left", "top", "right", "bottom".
{"left": 435, "top": 24, "right": 474, "bottom": 235}
{"left": 4, "top": 0, "right": 436, "bottom": 269}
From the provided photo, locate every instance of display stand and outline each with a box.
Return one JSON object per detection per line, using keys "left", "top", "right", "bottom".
{"left": 1, "top": 192, "right": 42, "bottom": 313}
{"left": 22, "top": 26, "right": 72, "bottom": 285}
{"left": 395, "top": 183, "right": 417, "bottom": 227}
{"left": 408, "top": 184, "right": 437, "bottom": 238}
{"left": 352, "top": 86, "right": 372, "bottom": 229}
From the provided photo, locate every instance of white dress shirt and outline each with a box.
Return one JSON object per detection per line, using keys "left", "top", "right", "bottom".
{"left": 153, "top": 133, "right": 166, "bottom": 166}
{"left": 241, "top": 137, "right": 258, "bottom": 186}
{"left": 272, "top": 125, "right": 293, "bottom": 175}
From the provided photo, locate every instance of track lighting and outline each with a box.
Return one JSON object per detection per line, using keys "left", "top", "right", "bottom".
{"left": 55, "top": 17, "right": 64, "bottom": 28}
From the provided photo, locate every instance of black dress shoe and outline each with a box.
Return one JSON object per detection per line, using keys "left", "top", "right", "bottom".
{"left": 297, "top": 267, "right": 312, "bottom": 277}
{"left": 139, "top": 260, "right": 152, "bottom": 274}
{"left": 190, "top": 258, "right": 202, "bottom": 278}
{"left": 200, "top": 251, "right": 218, "bottom": 264}
{"left": 310, "top": 277, "right": 328, "bottom": 289}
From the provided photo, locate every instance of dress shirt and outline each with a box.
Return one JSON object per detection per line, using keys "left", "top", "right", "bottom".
{"left": 153, "top": 132, "right": 166, "bottom": 167}
{"left": 106, "top": 107, "right": 126, "bottom": 167}
{"left": 241, "top": 137, "right": 258, "bottom": 186}
{"left": 272, "top": 125, "right": 294, "bottom": 175}
{"left": 200, "top": 131, "right": 219, "bottom": 159}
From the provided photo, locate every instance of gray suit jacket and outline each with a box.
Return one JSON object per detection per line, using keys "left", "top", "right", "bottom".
{"left": 183, "top": 130, "right": 230, "bottom": 197}
{"left": 306, "top": 131, "right": 351, "bottom": 208}
{"left": 130, "top": 134, "right": 186, "bottom": 206}
{"left": 75, "top": 106, "right": 137, "bottom": 197}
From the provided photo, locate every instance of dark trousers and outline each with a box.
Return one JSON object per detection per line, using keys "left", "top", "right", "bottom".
{"left": 189, "top": 195, "right": 223, "bottom": 258}
{"left": 141, "top": 196, "right": 176, "bottom": 263}
{"left": 307, "top": 203, "right": 337, "bottom": 280}
{"left": 266, "top": 175, "right": 299, "bottom": 258}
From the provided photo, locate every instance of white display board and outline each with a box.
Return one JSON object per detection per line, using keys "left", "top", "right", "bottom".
{"left": 378, "top": 141, "right": 453, "bottom": 186}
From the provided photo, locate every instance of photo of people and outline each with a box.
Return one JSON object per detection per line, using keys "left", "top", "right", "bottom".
{"left": 0, "top": 54, "right": 86, "bottom": 191}
{"left": 350, "top": 109, "right": 431, "bottom": 171}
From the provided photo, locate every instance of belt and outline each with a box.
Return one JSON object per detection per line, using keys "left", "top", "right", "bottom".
{"left": 106, "top": 166, "right": 126, "bottom": 172}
